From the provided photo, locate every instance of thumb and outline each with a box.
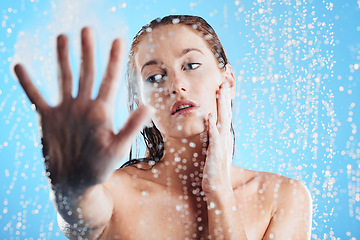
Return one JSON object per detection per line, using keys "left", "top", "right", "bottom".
{"left": 114, "top": 105, "right": 154, "bottom": 156}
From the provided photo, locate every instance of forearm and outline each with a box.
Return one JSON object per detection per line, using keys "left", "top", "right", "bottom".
{"left": 206, "top": 190, "right": 247, "bottom": 240}
{"left": 50, "top": 183, "right": 113, "bottom": 230}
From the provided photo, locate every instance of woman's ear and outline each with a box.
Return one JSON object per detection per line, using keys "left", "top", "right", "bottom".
{"left": 223, "top": 64, "right": 236, "bottom": 99}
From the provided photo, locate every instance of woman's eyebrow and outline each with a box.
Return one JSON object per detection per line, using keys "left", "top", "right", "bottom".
{"left": 140, "top": 48, "right": 203, "bottom": 73}
{"left": 179, "top": 48, "right": 204, "bottom": 57}
{"left": 141, "top": 60, "right": 162, "bottom": 73}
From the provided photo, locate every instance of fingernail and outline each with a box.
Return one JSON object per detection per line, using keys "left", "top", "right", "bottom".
{"left": 113, "top": 39, "right": 120, "bottom": 50}
{"left": 81, "top": 27, "right": 90, "bottom": 37}
{"left": 57, "top": 35, "right": 65, "bottom": 48}
{"left": 14, "top": 64, "right": 21, "bottom": 74}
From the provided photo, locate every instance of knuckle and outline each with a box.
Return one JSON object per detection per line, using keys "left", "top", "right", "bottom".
{"left": 105, "top": 71, "right": 115, "bottom": 81}
{"left": 61, "top": 71, "right": 72, "bottom": 82}
{"left": 84, "top": 66, "right": 95, "bottom": 77}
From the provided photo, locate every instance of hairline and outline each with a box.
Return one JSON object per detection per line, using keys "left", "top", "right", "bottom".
{"left": 132, "top": 24, "right": 220, "bottom": 73}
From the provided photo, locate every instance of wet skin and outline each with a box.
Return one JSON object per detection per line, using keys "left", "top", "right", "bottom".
{"left": 15, "top": 25, "right": 312, "bottom": 240}
{"left": 100, "top": 166, "right": 310, "bottom": 239}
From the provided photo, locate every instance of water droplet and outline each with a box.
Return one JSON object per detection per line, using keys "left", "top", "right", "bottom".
{"left": 189, "top": 142, "right": 196, "bottom": 148}
{"left": 172, "top": 18, "right": 180, "bottom": 24}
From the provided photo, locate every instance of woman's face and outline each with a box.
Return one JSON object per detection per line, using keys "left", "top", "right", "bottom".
{"left": 134, "top": 24, "right": 233, "bottom": 139}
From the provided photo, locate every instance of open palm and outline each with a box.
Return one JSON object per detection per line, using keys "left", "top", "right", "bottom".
{"left": 14, "top": 28, "right": 152, "bottom": 192}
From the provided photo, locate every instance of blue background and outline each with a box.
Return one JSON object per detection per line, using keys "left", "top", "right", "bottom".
{"left": 0, "top": 0, "right": 359, "bottom": 239}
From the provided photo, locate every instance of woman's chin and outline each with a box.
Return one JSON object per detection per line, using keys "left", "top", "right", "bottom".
{"left": 166, "top": 121, "right": 206, "bottom": 139}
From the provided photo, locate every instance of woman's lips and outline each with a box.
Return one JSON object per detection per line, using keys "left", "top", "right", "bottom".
{"left": 172, "top": 106, "right": 198, "bottom": 116}
{"left": 171, "top": 100, "right": 199, "bottom": 116}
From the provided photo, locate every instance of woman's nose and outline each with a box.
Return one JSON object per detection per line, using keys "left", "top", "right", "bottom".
{"left": 167, "top": 71, "right": 187, "bottom": 95}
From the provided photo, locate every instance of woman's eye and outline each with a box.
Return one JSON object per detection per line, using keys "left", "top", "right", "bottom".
{"left": 183, "top": 63, "right": 201, "bottom": 71}
{"left": 146, "top": 74, "right": 164, "bottom": 83}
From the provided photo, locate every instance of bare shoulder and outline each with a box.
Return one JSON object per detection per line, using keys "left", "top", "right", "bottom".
{"left": 103, "top": 164, "right": 158, "bottom": 203}
{"left": 103, "top": 165, "right": 144, "bottom": 194}
{"left": 253, "top": 169, "right": 312, "bottom": 209}
{"left": 231, "top": 166, "right": 312, "bottom": 239}
{"left": 102, "top": 167, "right": 130, "bottom": 191}
{"left": 231, "top": 165, "right": 311, "bottom": 203}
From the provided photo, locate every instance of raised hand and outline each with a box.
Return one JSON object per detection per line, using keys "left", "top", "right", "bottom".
{"left": 14, "top": 28, "right": 152, "bottom": 193}
{"left": 202, "top": 82, "right": 234, "bottom": 195}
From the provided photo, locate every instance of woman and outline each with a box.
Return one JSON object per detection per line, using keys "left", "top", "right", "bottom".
{"left": 14, "top": 15, "right": 312, "bottom": 239}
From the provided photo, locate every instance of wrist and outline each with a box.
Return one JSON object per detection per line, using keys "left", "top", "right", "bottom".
{"left": 203, "top": 179, "right": 233, "bottom": 196}
{"left": 204, "top": 188, "right": 236, "bottom": 207}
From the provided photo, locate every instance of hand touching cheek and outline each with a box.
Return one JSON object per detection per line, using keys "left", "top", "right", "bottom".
{"left": 202, "top": 82, "right": 234, "bottom": 195}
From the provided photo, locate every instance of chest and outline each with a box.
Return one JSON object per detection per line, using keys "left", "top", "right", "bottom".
{"left": 105, "top": 191, "right": 209, "bottom": 239}
{"left": 101, "top": 189, "right": 272, "bottom": 240}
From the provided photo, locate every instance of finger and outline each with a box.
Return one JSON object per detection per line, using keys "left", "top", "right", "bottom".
{"left": 96, "top": 39, "right": 124, "bottom": 104}
{"left": 208, "top": 113, "right": 220, "bottom": 146}
{"left": 57, "top": 35, "right": 73, "bottom": 100}
{"left": 205, "top": 113, "right": 219, "bottom": 173}
{"left": 208, "top": 113, "right": 219, "bottom": 150}
{"left": 77, "top": 27, "right": 95, "bottom": 99}
{"left": 216, "top": 82, "right": 232, "bottom": 133}
{"left": 114, "top": 105, "right": 154, "bottom": 156}
{"left": 14, "top": 64, "right": 49, "bottom": 112}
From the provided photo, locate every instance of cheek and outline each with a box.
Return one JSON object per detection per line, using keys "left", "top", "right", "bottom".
{"left": 149, "top": 89, "right": 168, "bottom": 106}
{"left": 143, "top": 85, "right": 162, "bottom": 105}
{"left": 203, "top": 91, "right": 218, "bottom": 114}
{"left": 198, "top": 85, "right": 219, "bottom": 117}
{"left": 147, "top": 90, "right": 173, "bottom": 125}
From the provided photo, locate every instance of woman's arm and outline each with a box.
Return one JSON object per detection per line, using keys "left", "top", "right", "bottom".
{"left": 202, "top": 71, "right": 312, "bottom": 239}
{"left": 205, "top": 179, "right": 312, "bottom": 240}
{"left": 202, "top": 76, "right": 247, "bottom": 239}
{"left": 55, "top": 184, "right": 114, "bottom": 239}
{"left": 14, "top": 28, "right": 152, "bottom": 240}
{"left": 206, "top": 190, "right": 247, "bottom": 239}
{"left": 263, "top": 179, "right": 312, "bottom": 240}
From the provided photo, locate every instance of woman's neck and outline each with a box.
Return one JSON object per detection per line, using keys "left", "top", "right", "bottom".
{"left": 149, "top": 132, "right": 208, "bottom": 192}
